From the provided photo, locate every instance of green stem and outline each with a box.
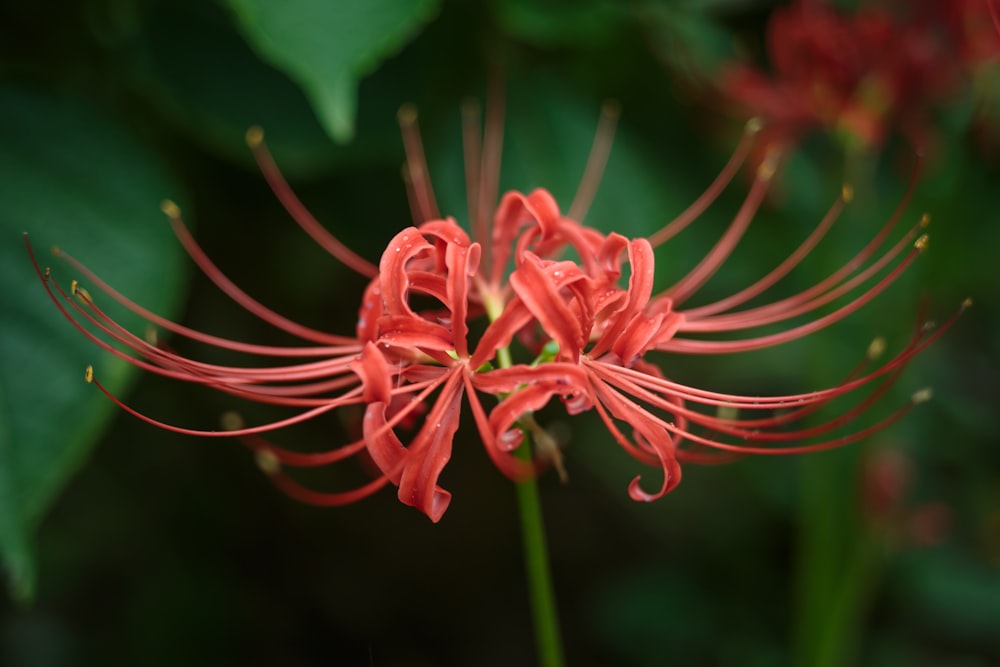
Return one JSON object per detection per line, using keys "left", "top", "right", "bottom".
{"left": 515, "top": 445, "right": 565, "bottom": 667}
{"left": 482, "top": 289, "right": 564, "bottom": 667}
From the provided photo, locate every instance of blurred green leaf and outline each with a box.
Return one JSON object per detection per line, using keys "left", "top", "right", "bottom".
{"left": 126, "top": 3, "right": 403, "bottom": 177}
{"left": 895, "top": 548, "right": 1000, "bottom": 645}
{"left": 0, "top": 87, "right": 187, "bottom": 601}
{"left": 128, "top": 3, "right": 341, "bottom": 176}
{"left": 639, "top": 0, "right": 739, "bottom": 81}
{"left": 224, "top": 0, "right": 441, "bottom": 143}
{"left": 494, "top": 0, "right": 627, "bottom": 47}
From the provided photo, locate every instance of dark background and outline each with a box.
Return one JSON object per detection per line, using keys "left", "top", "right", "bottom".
{"left": 1, "top": 0, "right": 998, "bottom": 665}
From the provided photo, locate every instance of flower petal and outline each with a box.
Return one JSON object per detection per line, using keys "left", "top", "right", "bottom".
{"left": 510, "top": 253, "right": 586, "bottom": 360}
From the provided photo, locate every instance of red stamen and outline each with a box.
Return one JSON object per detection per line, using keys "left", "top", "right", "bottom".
{"left": 568, "top": 100, "right": 621, "bottom": 223}
{"left": 162, "top": 200, "right": 353, "bottom": 345}
{"left": 461, "top": 100, "right": 483, "bottom": 239}
{"left": 663, "top": 148, "right": 779, "bottom": 306}
{"left": 245, "top": 127, "right": 378, "bottom": 278}
{"left": 48, "top": 241, "right": 357, "bottom": 356}
{"left": 397, "top": 105, "right": 440, "bottom": 223}
{"left": 649, "top": 118, "right": 762, "bottom": 248}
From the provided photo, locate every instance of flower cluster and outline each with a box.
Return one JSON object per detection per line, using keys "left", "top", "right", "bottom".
{"left": 28, "top": 101, "right": 962, "bottom": 522}
{"left": 721, "top": 0, "right": 1000, "bottom": 153}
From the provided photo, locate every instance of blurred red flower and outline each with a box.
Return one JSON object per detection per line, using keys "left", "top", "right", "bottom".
{"left": 721, "top": 0, "right": 998, "bottom": 153}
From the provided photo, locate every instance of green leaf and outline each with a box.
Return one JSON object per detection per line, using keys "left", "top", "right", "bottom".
{"left": 0, "top": 87, "right": 187, "bottom": 601}
{"left": 125, "top": 3, "right": 402, "bottom": 178}
{"left": 639, "top": 1, "right": 739, "bottom": 81}
{"left": 494, "top": 0, "right": 628, "bottom": 47}
{"left": 225, "top": 0, "right": 441, "bottom": 143}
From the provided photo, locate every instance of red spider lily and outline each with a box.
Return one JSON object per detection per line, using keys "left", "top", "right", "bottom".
{"left": 720, "top": 0, "right": 991, "bottom": 152}
{"left": 27, "top": 96, "right": 964, "bottom": 522}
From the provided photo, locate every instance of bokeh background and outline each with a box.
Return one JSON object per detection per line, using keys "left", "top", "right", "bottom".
{"left": 1, "top": 0, "right": 999, "bottom": 665}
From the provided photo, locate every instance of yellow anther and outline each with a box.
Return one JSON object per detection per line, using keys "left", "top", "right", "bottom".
{"left": 84, "top": 365, "right": 94, "bottom": 383}
{"left": 397, "top": 103, "right": 418, "bottom": 126}
{"left": 867, "top": 336, "right": 886, "bottom": 361}
{"left": 756, "top": 148, "right": 780, "bottom": 182}
{"left": 160, "top": 199, "right": 181, "bottom": 220}
{"left": 74, "top": 284, "right": 92, "bottom": 301}
{"left": 914, "top": 234, "right": 929, "bottom": 252}
{"left": 601, "top": 99, "right": 622, "bottom": 120}
{"left": 219, "top": 410, "right": 244, "bottom": 431}
{"left": 716, "top": 405, "right": 739, "bottom": 421}
{"left": 43, "top": 267, "right": 51, "bottom": 279}
{"left": 70, "top": 280, "right": 78, "bottom": 295}
{"left": 255, "top": 449, "right": 281, "bottom": 476}
{"left": 911, "top": 387, "right": 933, "bottom": 404}
{"left": 962, "top": 297, "right": 973, "bottom": 309}
{"left": 51, "top": 246, "right": 62, "bottom": 257}
{"left": 245, "top": 126, "right": 264, "bottom": 147}
{"left": 144, "top": 325, "right": 158, "bottom": 346}
{"left": 841, "top": 184, "right": 854, "bottom": 203}
{"left": 745, "top": 117, "right": 764, "bottom": 134}
{"left": 920, "top": 213, "right": 931, "bottom": 228}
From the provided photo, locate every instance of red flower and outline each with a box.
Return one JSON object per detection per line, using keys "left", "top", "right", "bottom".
{"left": 28, "top": 98, "right": 963, "bottom": 522}
{"left": 720, "top": 0, "right": 990, "bottom": 152}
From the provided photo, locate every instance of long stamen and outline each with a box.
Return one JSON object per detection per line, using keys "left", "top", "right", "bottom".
{"left": 599, "top": 355, "right": 907, "bottom": 442}
{"left": 664, "top": 148, "right": 779, "bottom": 305}
{"left": 397, "top": 105, "right": 440, "bottom": 223}
{"left": 680, "top": 215, "right": 926, "bottom": 333}
{"left": 462, "top": 100, "right": 484, "bottom": 241}
{"left": 47, "top": 242, "right": 358, "bottom": 356}
{"left": 568, "top": 100, "right": 621, "bottom": 223}
{"left": 245, "top": 127, "right": 378, "bottom": 278}
{"left": 162, "top": 200, "right": 354, "bottom": 346}
{"left": 479, "top": 75, "right": 506, "bottom": 277}
{"left": 682, "top": 184, "right": 852, "bottom": 320}
{"left": 649, "top": 117, "right": 762, "bottom": 248}
{"left": 68, "top": 279, "right": 361, "bottom": 387}
{"left": 87, "top": 368, "right": 360, "bottom": 436}
{"left": 661, "top": 239, "right": 925, "bottom": 353}
{"left": 599, "top": 298, "right": 967, "bottom": 405}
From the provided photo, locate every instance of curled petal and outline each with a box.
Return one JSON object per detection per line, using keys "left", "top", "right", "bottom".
{"left": 397, "top": 371, "right": 465, "bottom": 522}
{"left": 363, "top": 402, "right": 408, "bottom": 486}
{"left": 350, "top": 341, "right": 392, "bottom": 404}
{"left": 419, "top": 218, "right": 472, "bottom": 248}
{"left": 463, "top": 373, "right": 536, "bottom": 481}
{"left": 473, "top": 362, "right": 590, "bottom": 395}
{"left": 406, "top": 272, "right": 449, "bottom": 303}
{"left": 363, "top": 370, "right": 464, "bottom": 522}
{"left": 471, "top": 299, "right": 534, "bottom": 369}
{"left": 612, "top": 312, "right": 665, "bottom": 366}
{"left": 591, "top": 377, "right": 682, "bottom": 500}
{"left": 356, "top": 280, "right": 385, "bottom": 342}
{"left": 591, "top": 238, "right": 656, "bottom": 357}
{"left": 491, "top": 189, "right": 563, "bottom": 283}
{"left": 488, "top": 381, "right": 588, "bottom": 452}
{"left": 379, "top": 227, "right": 435, "bottom": 316}
{"left": 596, "top": 233, "right": 629, "bottom": 283}
{"left": 444, "top": 239, "right": 481, "bottom": 358}
{"left": 510, "top": 254, "right": 585, "bottom": 360}
{"left": 379, "top": 314, "right": 454, "bottom": 351}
